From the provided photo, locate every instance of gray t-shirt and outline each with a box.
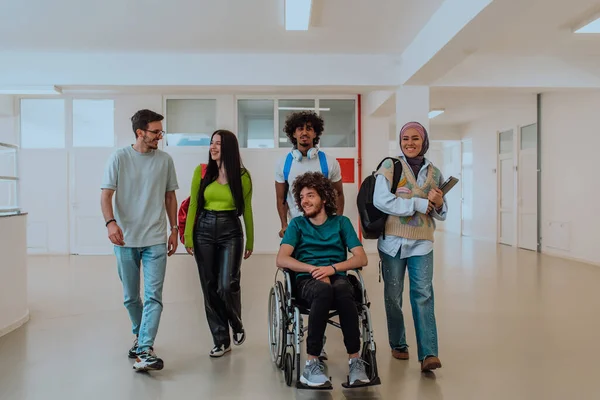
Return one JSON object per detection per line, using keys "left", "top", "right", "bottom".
{"left": 101, "top": 145, "right": 179, "bottom": 248}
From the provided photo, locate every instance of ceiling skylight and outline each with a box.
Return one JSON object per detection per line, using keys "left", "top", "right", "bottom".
{"left": 428, "top": 110, "right": 445, "bottom": 119}
{"left": 285, "top": 0, "right": 313, "bottom": 31}
{"left": 575, "top": 17, "right": 600, "bottom": 33}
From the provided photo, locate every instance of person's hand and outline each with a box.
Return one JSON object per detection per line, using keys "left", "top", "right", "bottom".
{"left": 426, "top": 201, "right": 434, "bottom": 214}
{"left": 244, "top": 249, "right": 253, "bottom": 259}
{"left": 107, "top": 221, "right": 125, "bottom": 246}
{"left": 186, "top": 247, "right": 194, "bottom": 256}
{"left": 278, "top": 225, "right": 288, "bottom": 238}
{"left": 167, "top": 231, "right": 178, "bottom": 256}
{"left": 428, "top": 188, "right": 444, "bottom": 209}
{"left": 311, "top": 266, "right": 334, "bottom": 281}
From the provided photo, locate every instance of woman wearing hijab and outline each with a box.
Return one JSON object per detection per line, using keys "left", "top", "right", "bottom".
{"left": 372, "top": 121, "right": 447, "bottom": 372}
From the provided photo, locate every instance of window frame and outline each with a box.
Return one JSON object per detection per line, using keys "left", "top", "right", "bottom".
{"left": 162, "top": 95, "right": 219, "bottom": 149}
{"left": 17, "top": 95, "right": 116, "bottom": 149}
{"left": 0, "top": 141, "right": 20, "bottom": 215}
{"left": 234, "top": 94, "right": 358, "bottom": 151}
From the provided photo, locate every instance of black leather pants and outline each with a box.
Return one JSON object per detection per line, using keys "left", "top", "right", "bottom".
{"left": 193, "top": 210, "right": 244, "bottom": 347}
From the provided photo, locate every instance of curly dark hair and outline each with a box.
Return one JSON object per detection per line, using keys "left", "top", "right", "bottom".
{"left": 283, "top": 111, "right": 324, "bottom": 147}
{"left": 292, "top": 171, "right": 338, "bottom": 216}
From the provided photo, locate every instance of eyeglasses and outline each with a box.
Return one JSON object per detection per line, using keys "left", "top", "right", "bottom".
{"left": 144, "top": 129, "right": 165, "bottom": 137}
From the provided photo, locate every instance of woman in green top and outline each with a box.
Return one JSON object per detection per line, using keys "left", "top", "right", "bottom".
{"left": 183, "top": 129, "right": 254, "bottom": 358}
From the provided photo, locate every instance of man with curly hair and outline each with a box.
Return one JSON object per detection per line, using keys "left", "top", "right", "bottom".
{"left": 275, "top": 111, "right": 345, "bottom": 239}
{"left": 276, "top": 172, "right": 369, "bottom": 388}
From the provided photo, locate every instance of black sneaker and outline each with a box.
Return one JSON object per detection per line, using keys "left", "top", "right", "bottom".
{"left": 133, "top": 349, "right": 164, "bottom": 371}
{"left": 209, "top": 344, "right": 231, "bottom": 358}
{"left": 128, "top": 337, "right": 138, "bottom": 359}
{"left": 233, "top": 329, "right": 246, "bottom": 346}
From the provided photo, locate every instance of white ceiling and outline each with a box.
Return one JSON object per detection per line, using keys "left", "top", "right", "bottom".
{"left": 0, "top": 0, "right": 444, "bottom": 53}
{"left": 428, "top": 87, "right": 538, "bottom": 127}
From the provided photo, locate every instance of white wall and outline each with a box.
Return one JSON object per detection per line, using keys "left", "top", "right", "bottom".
{"left": 540, "top": 91, "right": 600, "bottom": 265}
{"left": 0, "top": 214, "right": 29, "bottom": 337}
{"left": 360, "top": 113, "right": 391, "bottom": 253}
{"left": 428, "top": 141, "right": 462, "bottom": 235}
{"left": 459, "top": 95, "right": 537, "bottom": 242}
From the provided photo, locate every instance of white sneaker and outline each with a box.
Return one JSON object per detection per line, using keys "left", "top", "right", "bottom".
{"left": 209, "top": 344, "right": 231, "bottom": 358}
{"left": 233, "top": 330, "right": 246, "bottom": 346}
{"left": 133, "top": 349, "right": 164, "bottom": 372}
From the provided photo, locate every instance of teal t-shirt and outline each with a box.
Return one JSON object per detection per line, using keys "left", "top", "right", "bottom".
{"left": 281, "top": 215, "right": 362, "bottom": 276}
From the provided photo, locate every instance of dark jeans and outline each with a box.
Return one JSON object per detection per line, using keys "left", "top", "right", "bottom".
{"left": 193, "top": 210, "right": 244, "bottom": 348}
{"left": 296, "top": 274, "right": 360, "bottom": 357}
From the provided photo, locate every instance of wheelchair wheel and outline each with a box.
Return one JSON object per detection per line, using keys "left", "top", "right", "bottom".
{"left": 361, "top": 342, "right": 378, "bottom": 380}
{"left": 284, "top": 350, "right": 294, "bottom": 387}
{"left": 268, "top": 282, "right": 286, "bottom": 368}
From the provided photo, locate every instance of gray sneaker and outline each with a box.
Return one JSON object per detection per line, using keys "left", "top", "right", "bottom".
{"left": 300, "top": 359, "right": 330, "bottom": 387}
{"left": 349, "top": 358, "right": 370, "bottom": 385}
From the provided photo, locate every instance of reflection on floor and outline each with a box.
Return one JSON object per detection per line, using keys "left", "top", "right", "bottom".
{"left": 1, "top": 232, "right": 599, "bottom": 399}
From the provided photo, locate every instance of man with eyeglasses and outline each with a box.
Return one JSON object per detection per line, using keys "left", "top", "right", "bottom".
{"left": 101, "top": 109, "right": 179, "bottom": 372}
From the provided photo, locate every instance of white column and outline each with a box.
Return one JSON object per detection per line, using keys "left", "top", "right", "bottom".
{"left": 394, "top": 86, "right": 429, "bottom": 155}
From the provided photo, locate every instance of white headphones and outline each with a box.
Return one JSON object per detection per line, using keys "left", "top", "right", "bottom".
{"left": 291, "top": 147, "right": 319, "bottom": 161}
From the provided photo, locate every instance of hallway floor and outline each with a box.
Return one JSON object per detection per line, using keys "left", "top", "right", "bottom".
{"left": 1, "top": 233, "right": 599, "bottom": 400}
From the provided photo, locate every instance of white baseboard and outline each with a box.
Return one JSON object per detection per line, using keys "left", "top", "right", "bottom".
{"left": 542, "top": 249, "right": 600, "bottom": 268}
{"left": 0, "top": 310, "right": 30, "bottom": 338}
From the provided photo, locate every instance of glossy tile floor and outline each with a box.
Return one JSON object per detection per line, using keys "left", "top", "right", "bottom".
{"left": 1, "top": 233, "right": 600, "bottom": 400}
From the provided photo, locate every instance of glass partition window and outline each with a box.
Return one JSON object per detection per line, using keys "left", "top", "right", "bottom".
{"left": 73, "top": 99, "right": 115, "bottom": 147}
{"left": 237, "top": 97, "right": 357, "bottom": 149}
{"left": 165, "top": 99, "right": 217, "bottom": 146}
{"left": 499, "top": 129, "right": 513, "bottom": 154}
{"left": 318, "top": 99, "right": 356, "bottom": 148}
{"left": 0, "top": 143, "right": 19, "bottom": 214}
{"left": 520, "top": 124, "right": 537, "bottom": 150}
{"left": 237, "top": 100, "right": 275, "bottom": 148}
{"left": 20, "top": 99, "right": 65, "bottom": 149}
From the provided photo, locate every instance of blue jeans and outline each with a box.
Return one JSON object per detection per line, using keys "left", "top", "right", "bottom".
{"left": 114, "top": 244, "right": 167, "bottom": 353}
{"left": 378, "top": 249, "right": 438, "bottom": 361}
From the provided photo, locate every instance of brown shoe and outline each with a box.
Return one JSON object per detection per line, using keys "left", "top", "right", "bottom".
{"left": 391, "top": 347, "right": 409, "bottom": 360}
{"left": 421, "top": 356, "right": 442, "bottom": 372}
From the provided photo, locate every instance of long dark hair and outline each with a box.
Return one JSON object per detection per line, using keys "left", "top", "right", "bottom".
{"left": 197, "top": 130, "right": 248, "bottom": 216}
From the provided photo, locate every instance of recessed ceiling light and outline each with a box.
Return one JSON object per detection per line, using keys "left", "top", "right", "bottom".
{"left": 428, "top": 110, "right": 444, "bottom": 119}
{"left": 575, "top": 17, "right": 600, "bottom": 33}
{"left": 285, "top": 0, "right": 313, "bottom": 31}
{"left": 278, "top": 107, "right": 330, "bottom": 111}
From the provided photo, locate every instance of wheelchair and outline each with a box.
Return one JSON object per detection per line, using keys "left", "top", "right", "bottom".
{"left": 268, "top": 267, "right": 381, "bottom": 389}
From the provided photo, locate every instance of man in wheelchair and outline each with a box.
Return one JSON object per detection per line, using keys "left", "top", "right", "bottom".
{"left": 276, "top": 171, "right": 370, "bottom": 388}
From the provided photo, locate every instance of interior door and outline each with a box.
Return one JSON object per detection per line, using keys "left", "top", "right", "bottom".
{"left": 461, "top": 139, "right": 473, "bottom": 237}
{"left": 70, "top": 148, "right": 115, "bottom": 255}
{"left": 518, "top": 123, "right": 538, "bottom": 251}
{"left": 498, "top": 129, "right": 515, "bottom": 246}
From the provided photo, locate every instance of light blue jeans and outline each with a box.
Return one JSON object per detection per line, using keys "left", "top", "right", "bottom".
{"left": 114, "top": 244, "right": 167, "bottom": 353}
{"left": 378, "top": 249, "right": 438, "bottom": 361}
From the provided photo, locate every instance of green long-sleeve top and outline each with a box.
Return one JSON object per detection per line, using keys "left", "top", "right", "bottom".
{"left": 184, "top": 165, "right": 254, "bottom": 251}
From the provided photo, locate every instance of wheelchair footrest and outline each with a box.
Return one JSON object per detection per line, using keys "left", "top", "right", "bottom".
{"left": 295, "top": 380, "right": 333, "bottom": 390}
{"left": 341, "top": 376, "right": 382, "bottom": 389}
